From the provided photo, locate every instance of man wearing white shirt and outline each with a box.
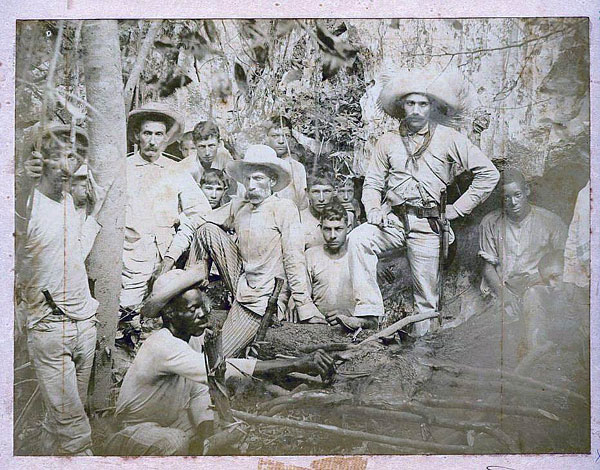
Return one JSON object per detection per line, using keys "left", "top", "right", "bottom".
{"left": 19, "top": 124, "right": 101, "bottom": 455}
{"left": 121, "top": 103, "right": 211, "bottom": 312}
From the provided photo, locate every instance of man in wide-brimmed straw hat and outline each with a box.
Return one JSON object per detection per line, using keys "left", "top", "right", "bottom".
{"left": 120, "top": 102, "right": 211, "bottom": 315}
{"left": 106, "top": 267, "right": 333, "bottom": 456}
{"left": 17, "top": 122, "right": 103, "bottom": 455}
{"left": 154, "top": 144, "right": 324, "bottom": 358}
{"left": 347, "top": 69, "right": 500, "bottom": 336}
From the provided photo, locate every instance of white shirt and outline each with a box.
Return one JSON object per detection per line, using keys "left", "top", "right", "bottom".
{"left": 20, "top": 189, "right": 100, "bottom": 327}
{"left": 125, "top": 152, "right": 211, "bottom": 257}
{"left": 300, "top": 208, "right": 324, "bottom": 250}
{"left": 116, "top": 328, "right": 255, "bottom": 427}
{"left": 306, "top": 245, "right": 355, "bottom": 317}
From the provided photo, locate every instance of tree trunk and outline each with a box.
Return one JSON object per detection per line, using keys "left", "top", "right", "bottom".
{"left": 81, "top": 20, "right": 127, "bottom": 410}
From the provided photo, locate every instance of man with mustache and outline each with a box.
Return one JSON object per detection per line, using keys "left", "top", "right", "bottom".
{"left": 479, "top": 168, "right": 566, "bottom": 320}
{"left": 108, "top": 268, "right": 334, "bottom": 456}
{"left": 18, "top": 124, "right": 102, "bottom": 455}
{"left": 348, "top": 70, "right": 500, "bottom": 336}
{"left": 121, "top": 103, "right": 211, "bottom": 316}
{"left": 181, "top": 144, "right": 323, "bottom": 357}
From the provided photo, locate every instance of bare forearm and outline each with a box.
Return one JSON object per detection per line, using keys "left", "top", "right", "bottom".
{"left": 253, "top": 358, "right": 305, "bottom": 379}
{"left": 483, "top": 263, "right": 502, "bottom": 296}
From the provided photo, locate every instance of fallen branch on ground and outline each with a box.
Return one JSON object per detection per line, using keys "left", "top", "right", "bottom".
{"left": 257, "top": 389, "right": 352, "bottom": 413}
{"left": 336, "top": 404, "right": 519, "bottom": 452}
{"left": 430, "top": 375, "right": 581, "bottom": 403}
{"left": 299, "top": 342, "right": 355, "bottom": 353}
{"left": 296, "top": 313, "right": 439, "bottom": 360}
{"left": 359, "top": 312, "right": 440, "bottom": 346}
{"left": 414, "top": 397, "right": 560, "bottom": 421}
{"left": 420, "top": 359, "right": 588, "bottom": 404}
{"left": 14, "top": 362, "right": 31, "bottom": 373}
{"left": 231, "top": 409, "right": 472, "bottom": 454}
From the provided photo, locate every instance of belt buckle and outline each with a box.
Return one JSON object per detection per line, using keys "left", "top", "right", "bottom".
{"left": 416, "top": 207, "right": 425, "bottom": 218}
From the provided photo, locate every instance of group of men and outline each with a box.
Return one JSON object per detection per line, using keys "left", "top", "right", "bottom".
{"left": 17, "top": 68, "right": 589, "bottom": 455}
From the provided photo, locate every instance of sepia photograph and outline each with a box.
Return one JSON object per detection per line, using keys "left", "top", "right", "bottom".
{"left": 11, "top": 15, "right": 592, "bottom": 462}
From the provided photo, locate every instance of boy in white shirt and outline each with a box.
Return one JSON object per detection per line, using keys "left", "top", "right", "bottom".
{"left": 306, "top": 203, "right": 378, "bottom": 330}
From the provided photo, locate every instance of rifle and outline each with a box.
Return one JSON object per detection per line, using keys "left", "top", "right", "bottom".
{"left": 247, "top": 277, "right": 284, "bottom": 359}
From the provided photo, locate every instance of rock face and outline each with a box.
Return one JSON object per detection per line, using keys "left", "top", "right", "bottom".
{"left": 171, "top": 19, "right": 589, "bottom": 179}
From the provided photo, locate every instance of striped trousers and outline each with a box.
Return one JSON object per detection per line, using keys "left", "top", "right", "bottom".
{"left": 188, "top": 223, "right": 261, "bottom": 358}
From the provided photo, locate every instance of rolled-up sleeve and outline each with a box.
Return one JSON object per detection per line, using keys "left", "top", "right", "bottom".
{"left": 276, "top": 201, "right": 312, "bottom": 310}
{"left": 362, "top": 136, "right": 390, "bottom": 214}
{"left": 478, "top": 215, "right": 500, "bottom": 265}
{"left": 449, "top": 133, "right": 500, "bottom": 216}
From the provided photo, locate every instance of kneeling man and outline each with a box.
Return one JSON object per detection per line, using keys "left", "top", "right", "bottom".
{"left": 108, "top": 268, "right": 334, "bottom": 456}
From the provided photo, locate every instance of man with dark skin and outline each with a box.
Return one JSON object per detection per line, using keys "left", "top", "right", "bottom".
{"left": 479, "top": 169, "right": 567, "bottom": 319}
{"left": 109, "top": 268, "right": 334, "bottom": 456}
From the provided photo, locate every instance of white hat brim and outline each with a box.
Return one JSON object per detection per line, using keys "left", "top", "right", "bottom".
{"left": 226, "top": 159, "right": 292, "bottom": 193}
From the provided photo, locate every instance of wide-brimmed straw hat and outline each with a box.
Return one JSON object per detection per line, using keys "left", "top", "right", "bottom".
{"left": 25, "top": 122, "right": 89, "bottom": 155}
{"left": 140, "top": 269, "right": 205, "bottom": 319}
{"left": 127, "top": 102, "right": 184, "bottom": 145}
{"left": 226, "top": 144, "right": 292, "bottom": 192}
{"left": 378, "top": 69, "right": 465, "bottom": 119}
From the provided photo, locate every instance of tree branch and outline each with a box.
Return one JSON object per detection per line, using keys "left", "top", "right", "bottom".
{"left": 123, "top": 20, "right": 163, "bottom": 111}
{"left": 232, "top": 409, "right": 472, "bottom": 454}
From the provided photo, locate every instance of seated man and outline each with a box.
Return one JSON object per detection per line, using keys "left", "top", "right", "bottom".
{"left": 479, "top": 169, "right": 567, "bottom": 319}
{"left": 179, "top": 145, "right": 324, "bottom": 356}
{"left": 306, "top": 203, "right": 378, "bottom": 330}
{"left": 301, "top": 175, "right": 335, "bottom": 249}
{"left": 108, "top": 268, "right": 334, "bottom": 456}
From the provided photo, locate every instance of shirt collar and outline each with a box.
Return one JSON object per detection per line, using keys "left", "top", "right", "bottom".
{"left": 505, "top": 206, "right": 533, "bottom": 228}
{"left": 132, "top": 151, "right": 166, "bottom": 168}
